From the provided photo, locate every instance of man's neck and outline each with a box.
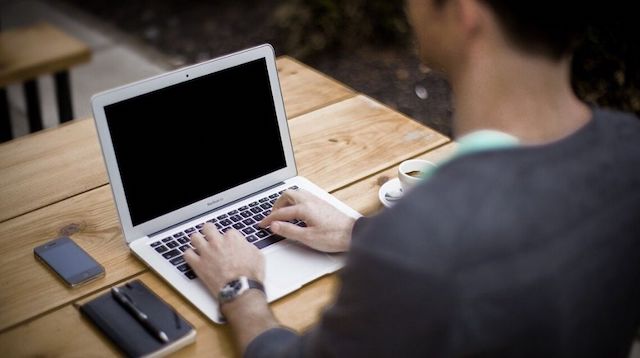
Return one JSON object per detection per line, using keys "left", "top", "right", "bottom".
{"left": 450, "top": 46, "right": 592, "bottom": 145}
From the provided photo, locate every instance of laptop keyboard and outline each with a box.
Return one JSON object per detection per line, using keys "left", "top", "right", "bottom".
{"left": 149, "top": 186, "right": 305, "bottom": 280}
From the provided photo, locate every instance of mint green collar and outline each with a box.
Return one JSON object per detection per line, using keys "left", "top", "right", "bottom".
{"left": 456, "top": 130, "right": 520, "bottom": 156}
{"left": 421, "top": 130, "right": 520, "bottom": 180}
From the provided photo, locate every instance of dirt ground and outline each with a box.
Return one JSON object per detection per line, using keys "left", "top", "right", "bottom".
{"left": 61, "top": 0, "right": 454, "bottom": 135}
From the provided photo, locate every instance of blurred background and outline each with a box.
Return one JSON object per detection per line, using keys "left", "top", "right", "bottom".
{"left": 2, "top": 0, "right": 638, "bottom": 138}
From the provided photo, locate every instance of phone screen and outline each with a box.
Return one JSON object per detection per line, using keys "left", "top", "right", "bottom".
{"left": 35, "top": 237, "right": 103, "bottom": 286}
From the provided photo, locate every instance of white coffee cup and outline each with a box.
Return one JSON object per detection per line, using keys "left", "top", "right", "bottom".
{"left": 398, "top": 159, "right": 436, "bottom": 192}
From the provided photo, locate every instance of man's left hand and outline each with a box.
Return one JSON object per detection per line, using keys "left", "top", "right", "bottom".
{"left": 184, "top": 223, "right": 265, "bottom": 296}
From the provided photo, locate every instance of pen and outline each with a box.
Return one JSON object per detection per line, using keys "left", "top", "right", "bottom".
{"left": 111, "top": 287, "right": 169, "bottom": 344}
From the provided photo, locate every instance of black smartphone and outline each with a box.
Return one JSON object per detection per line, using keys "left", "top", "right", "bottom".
{"left": 34, "top": 236, "right": 105, "bottom": 288}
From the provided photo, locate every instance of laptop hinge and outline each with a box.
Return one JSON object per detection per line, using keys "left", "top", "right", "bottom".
{"left": 149, "top": 181, "right": 287, "bottom": 238}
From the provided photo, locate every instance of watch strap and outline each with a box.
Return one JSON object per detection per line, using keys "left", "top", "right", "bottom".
{"left": 247, "top": 278, "right": 265, "bottom": 293}
{"left": 218, "top": 277, "right": 265, "bottom": 306}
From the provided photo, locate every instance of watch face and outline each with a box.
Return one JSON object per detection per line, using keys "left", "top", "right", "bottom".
{"left": 220, "top": 279, "right": 241, "bottom": 300}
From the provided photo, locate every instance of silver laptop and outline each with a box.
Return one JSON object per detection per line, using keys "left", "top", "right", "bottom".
{"left": 91, "top": 44, "right": 361, "bottom": 324}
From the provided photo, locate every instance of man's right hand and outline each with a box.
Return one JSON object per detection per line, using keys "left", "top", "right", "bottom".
{"left": 259, "top": 189, "right": 356, "bottom": 253}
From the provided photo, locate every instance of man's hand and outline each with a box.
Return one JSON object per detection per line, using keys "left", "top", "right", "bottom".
{"left": 184, "top": 223, "right": 265, "bottom": 296}
{"left": 260, "top": 189, "right": 356, "bottom": 253}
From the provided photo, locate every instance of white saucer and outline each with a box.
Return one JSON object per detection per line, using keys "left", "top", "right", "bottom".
{"left": 378, "top": 178, "right": 404, "bottom": 208}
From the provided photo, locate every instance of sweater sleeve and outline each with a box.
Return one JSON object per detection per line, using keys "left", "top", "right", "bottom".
{"left": 245, "top": 328, "right": 300, "bottom": 358}
{"left": 245, "top": 206, "right": 460, "bottom": 357}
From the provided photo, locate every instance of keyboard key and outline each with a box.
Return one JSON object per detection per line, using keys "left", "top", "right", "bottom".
{"left": 249, "top": 201, "right": 259, "bottom": 207}
{"left": 207, "top": 218, "right": 218, "bottom": 224}
{"left": 260, "top": 203, "right": 271, "bottom": 210}
{"left": 269, "top": 194, "right": 278, "bottom": 199}
{"left": 217, "top": 214, "right": 228, "bottom": 220}
{"left": 150, "top": 241, "right": 162, "bottom": 247}
{"left": 220, "top": 219, "right": 232, "bottom": 226}
{"left": 177, "top": 237, "right": 189, "bottom": 244}
{"left": 170, "top": 256, "right": 185, "bottom": 265}
{"left": 222, "top": 227, "right": 233, "bottom": 233}
{"left": 173, "top": 232, "right": 184, "bottom": 238}
{"left": 228, "top": 209, "right": 238, "bottom": 215}
{"left": 250, "top": 207, "right": 262, "bottom": 214}
{"left": 254, "top": 235, "right": 285, "bottom": 249}
{"left": 230, "top": 215, "right": 243, "bottom": 222}
{"left": 269, "top": 199, "right": 276, "bottom": 205}
{"left": 242, "top": 227, "right": 256, "bottom": 235}
{"left": 167, "top": 241, "right": 179, "bottom": 249}
{"left": 162, "top": 249, "right": 181, "bottom": 260}
{"left": 162, "top": 237, "right": 173, "bottom": 243}
{"left": 215, "top": 223, "right": 222, "bottom": 229}
{"left": 246, "top": 235, "right": 258, "bottom": 242}
{"left": 253, "top": 213, "right": 265, "bottom": 221}
{"left": 233, "top": 223, "right": 245, "bottom": 230}
{"left": 238, "top": 206, "right": 249, "bottom": 211}
{"left": 185, "top": 271, "right": 197, "bottom": 280}
{"left": 155, "top": 245, "right": 168, "bottom": 253}
{"left": 264, "top": 209, "right": 271, "bottom": 216}
{"left": 242, "top": 218, "right": 255, "bottom": 225}
{"left": 177, "top": 263, "right": 191, "bottom": 272}
{"left": 259, "top": 197, "right": 269, "bottom": 203}
{"left": 289, "top": 185, "right": 299, "bottom": 190}
{"left": 256, "top": 230, "right": 269, "bottom": 239}
{"left": 185, "top": 228, "right": 195, "bottom": 234}
{"left": 241, "top": 211, "right": 253, "bottom": 218}
{"left": 179, "top": 245, "right": 190, "bottom": 252}
{"left": 196, "top": 223, "right": 204, "bottom": 229}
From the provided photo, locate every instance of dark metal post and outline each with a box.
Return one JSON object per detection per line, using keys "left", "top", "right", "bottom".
{"left": 0, "top": 88, "right": 11, "bottom": 142}
{"left": 54, "top": 70, "right": 74, "bottom": 123}
{"left": 23, "top": 79, "right": 43, "bottom": 133}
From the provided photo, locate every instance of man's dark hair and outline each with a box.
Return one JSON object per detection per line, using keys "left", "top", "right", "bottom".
{"left": 435, "top": 0, "right": 589, "bottom": 60}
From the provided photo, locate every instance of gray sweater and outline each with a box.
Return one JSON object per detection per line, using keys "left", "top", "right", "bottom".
{"left": 246, "top": 109, "right": 640, "bottom": 357}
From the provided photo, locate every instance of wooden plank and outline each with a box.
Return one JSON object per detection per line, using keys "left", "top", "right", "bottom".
{"left": 276, "top": 56, "right": 355, "bottom": 119}
{"left": 0, "top": 119, "right": 107, "bottom": 223}
{"left": 0, "top": 23, "right": 92, "bottom": 87}
{"left": 292, "top": 95, "right": 449, "bottom": 192}
{"left": 0, "top": 58, "right": 355, "bottom": 223}
{"left": 0, "top": 185, "right": 145, "bottom": 333}
{"left": 333, "top": 142, "right": 458, "bottom": 216}
{"left": 0, "top": 305, "right": 121, "bottom": 357}
{"left": 1, "top": 271, "right": 338, "bottom": 357}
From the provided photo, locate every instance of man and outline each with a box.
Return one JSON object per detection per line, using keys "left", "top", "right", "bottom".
{"left": 184, "top": 0, "right": 640, "bottom": 356}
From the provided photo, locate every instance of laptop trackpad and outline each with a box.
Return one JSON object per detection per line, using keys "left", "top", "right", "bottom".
{"left": 264, "top": 242, "right": 338, "bottom": 300}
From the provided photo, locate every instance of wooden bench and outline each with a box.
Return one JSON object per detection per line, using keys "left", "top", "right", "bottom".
{"left": 0, "top": 22, "right": 91, "bottom": 142}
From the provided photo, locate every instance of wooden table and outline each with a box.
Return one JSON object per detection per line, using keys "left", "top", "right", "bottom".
{"left": 0, "top": 56, "right": 455, "bottom": 357}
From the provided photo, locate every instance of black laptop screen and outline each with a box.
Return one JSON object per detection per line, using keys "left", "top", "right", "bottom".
{"left": 104, "top": 58, "right": 286, "bottom": 226}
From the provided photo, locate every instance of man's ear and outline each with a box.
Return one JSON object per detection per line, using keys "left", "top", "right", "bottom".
{"left": 457, "top": 0, "right": 483, "bottom": 39}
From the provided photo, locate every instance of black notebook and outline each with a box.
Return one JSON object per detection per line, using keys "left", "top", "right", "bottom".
{"left": 79, "top": 280, "right": 196, "bottom": 358}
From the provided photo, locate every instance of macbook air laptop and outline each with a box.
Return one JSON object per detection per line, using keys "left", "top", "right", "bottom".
{"left": 91, "top": 44, "right": 361, "bottom": 324}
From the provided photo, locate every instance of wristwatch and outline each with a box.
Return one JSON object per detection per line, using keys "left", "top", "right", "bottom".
{"left": 218, "top": 276, "right": 265, "bottom": 305}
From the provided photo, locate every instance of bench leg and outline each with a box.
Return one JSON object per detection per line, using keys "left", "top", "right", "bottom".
{"left": 0, "top": 88, "right": 11, "bottom": 142}
{"left": 23, "top": 79, "right": 43, "bottom": 133}
{"left": 54, "top": 70, "right": 74, "bottom": 123}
